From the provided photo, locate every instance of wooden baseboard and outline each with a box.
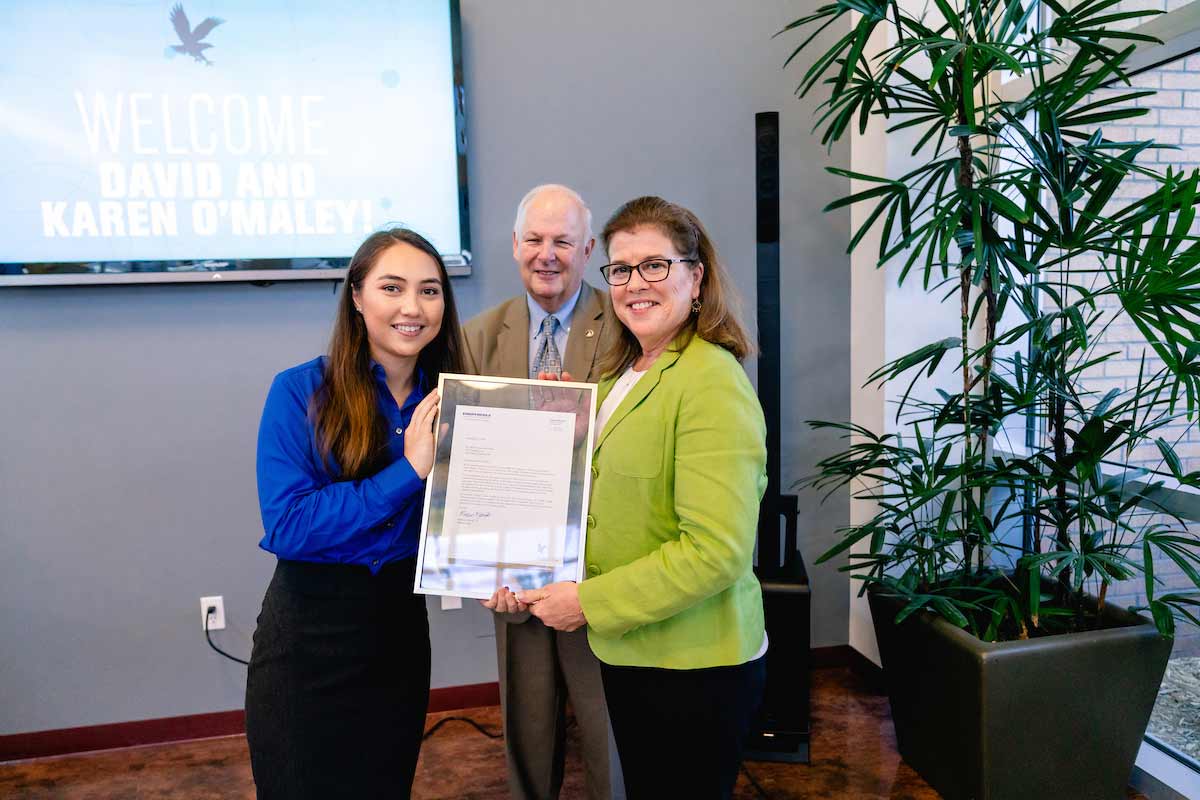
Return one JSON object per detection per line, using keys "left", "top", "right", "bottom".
{"left": 2, "top": 646, "right": 871, "bottom": 763}
{"left": 847, "top": 647, "right": 886, "bottom": 688}
{"left": 0, "top": 710, "right": 247, "bottom": 764}
{"left": 0, "top": 681, "right": 501, "bottom": 763}
{"left": 810, "top": 644, "right": 854, "bottom": 668}
{"left": 807, "top": 644, "right": 885, "bottom": 688}
{"left": 428, "top": 680, "right": 500, "bottom": 713}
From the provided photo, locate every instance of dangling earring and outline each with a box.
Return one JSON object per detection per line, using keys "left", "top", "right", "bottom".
{"left": 691, "top": 298, "right": 702, "bottom": 313}
{"left": 355, "top": 305, "right": 363, "bottom": 313}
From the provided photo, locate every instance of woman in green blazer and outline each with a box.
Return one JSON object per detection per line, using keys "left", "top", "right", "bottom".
{"left": 519, "top": 196, "right": 768, "bottom": 799}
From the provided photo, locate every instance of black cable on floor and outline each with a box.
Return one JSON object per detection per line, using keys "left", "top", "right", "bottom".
{"left": 422, "top": 715, "right": 502, "bottom": 741}
{"left": 202, "top": 607, "right": 499, "bottom": 743}
{"left": 740, "top": 763, "right": 770, "bottom": 799}
{"left": 205, "top": 608, "right": 251, "bottom": 666}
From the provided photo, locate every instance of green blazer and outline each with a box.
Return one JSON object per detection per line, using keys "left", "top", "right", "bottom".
{"left": 577, "top": 335, "right": 767, "bottom": 669}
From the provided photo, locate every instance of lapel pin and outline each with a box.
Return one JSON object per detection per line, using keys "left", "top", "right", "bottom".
{"left": 585, "top": 329, "right": 595, "bottom": 338}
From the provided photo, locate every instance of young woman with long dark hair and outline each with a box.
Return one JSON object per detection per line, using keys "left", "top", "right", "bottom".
{"left": 245, "top": 227, "right": 463, "bottom": 799}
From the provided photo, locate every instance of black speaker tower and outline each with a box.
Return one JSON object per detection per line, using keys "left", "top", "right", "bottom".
{"left": 744, "top": 111, "right": 812, "bottom": 764}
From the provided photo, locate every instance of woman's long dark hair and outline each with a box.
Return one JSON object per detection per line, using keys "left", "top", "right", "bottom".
{"left": 312, "top": 228, "right": 464, "bottom": 480}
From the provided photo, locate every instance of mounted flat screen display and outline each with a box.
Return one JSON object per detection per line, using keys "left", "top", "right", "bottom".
{"left": 0, "top": 0, "right": 469, "bottom": 286}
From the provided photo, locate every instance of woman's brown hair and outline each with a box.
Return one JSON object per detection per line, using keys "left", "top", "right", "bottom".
{"left": 312, "top": 228, "right": 464, "bottom": 480}
{"left": 598, "top": 196, "right": 754, "bottom": 377}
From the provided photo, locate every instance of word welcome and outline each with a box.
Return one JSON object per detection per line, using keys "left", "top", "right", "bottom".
{"left": 75, "top": 92, "right": 327, "bottom": 156}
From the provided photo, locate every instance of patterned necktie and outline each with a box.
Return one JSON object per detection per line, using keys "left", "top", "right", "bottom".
{"left": 532, "top": 315, "right": 562, "bottom": 377}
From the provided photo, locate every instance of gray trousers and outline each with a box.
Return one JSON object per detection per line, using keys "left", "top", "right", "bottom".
{"left": 495, "top": 614, "right": 623, "bottom": 800}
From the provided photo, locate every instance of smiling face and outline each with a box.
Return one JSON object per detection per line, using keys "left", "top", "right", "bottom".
{"left": 351, "top": 242, "right": 445, "bottom": 375}
{"left": 607, "top": 225, "right": 704, "bottom": 358}
{"left": 513, "top": 190, "right": 594, "bottom": 313}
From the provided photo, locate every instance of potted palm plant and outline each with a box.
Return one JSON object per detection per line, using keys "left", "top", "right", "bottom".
{"left": 782, "top": 0, "right": 1200, "bottom": 796}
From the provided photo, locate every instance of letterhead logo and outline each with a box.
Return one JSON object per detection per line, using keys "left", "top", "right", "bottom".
{"left": 168, "top": 4, "right": 224, "bottom": 66}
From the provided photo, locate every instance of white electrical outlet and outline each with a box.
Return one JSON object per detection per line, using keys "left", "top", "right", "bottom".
{"left": 201, "top": 596, "right": 226, "bottom": 630}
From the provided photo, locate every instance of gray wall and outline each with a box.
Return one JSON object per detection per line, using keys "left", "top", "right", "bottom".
{"left": 0, "top": 0, "right": 849, "bottom": 735}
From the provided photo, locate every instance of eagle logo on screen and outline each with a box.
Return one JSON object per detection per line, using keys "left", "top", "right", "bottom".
{"left": 169, "top": 4, "right": 224, "bottom": 66}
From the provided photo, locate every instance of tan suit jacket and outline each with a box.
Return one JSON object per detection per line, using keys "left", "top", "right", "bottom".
{"left": 461, "top": 282, "right": 612, "bottom": 383}
{"left": 461, "top": 281, "right": 612, "bottom": 627}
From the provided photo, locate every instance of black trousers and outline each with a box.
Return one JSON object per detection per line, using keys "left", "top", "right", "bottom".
{"left": 245, "top": 557, "right": 430, "bottom": 800}
{"left": 601, "top": 655, "right": 766, "bottom": 800}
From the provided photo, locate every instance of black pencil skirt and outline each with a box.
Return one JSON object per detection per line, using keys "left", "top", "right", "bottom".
{"left": 244, "top": 557, "right": 431, "bottom": 800}
{"left": 601, "top": 655, "right": 766, "bottom": 800}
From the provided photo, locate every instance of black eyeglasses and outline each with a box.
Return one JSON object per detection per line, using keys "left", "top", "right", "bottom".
{"left": 599, "top": 258, "right": 697, "bottom": 286}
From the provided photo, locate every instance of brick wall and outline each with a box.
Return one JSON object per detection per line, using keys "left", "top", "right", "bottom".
{"left": 1047, "top": 48, "right": 1200, "bottom": 656}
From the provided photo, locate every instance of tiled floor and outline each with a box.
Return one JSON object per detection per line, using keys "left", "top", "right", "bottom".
{"left": 0, "top": 668, "right": 1148, "bottom": 799}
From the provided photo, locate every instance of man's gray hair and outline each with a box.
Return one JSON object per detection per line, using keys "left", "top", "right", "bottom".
{"left": 513, "top": 184, "right": 593, "bottom": 240}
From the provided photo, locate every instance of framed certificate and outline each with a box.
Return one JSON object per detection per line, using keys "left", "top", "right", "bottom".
{"left": 414, "top": 373, "right": 598, "bottom": 599}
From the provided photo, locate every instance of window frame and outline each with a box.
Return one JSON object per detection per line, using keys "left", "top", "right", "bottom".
{"left": 989, "top": 2, "right": 1200, "bottom": 792}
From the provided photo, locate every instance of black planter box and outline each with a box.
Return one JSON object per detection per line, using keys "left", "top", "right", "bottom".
{"left": 869, "top": 589, "right": 1172, "bottom": 800}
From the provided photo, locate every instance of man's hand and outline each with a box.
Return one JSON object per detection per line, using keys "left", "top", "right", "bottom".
{"left": 517, "top": 581, "right": 587, "bottom": 631}
{"left": 480, "top": 586, "right": 527, "bottom": 614}
{"left": 531, "top": 370, "right": 576, "bottom": 410}
{"left": 533, "top": 371, "right": 589, "bottom": 446}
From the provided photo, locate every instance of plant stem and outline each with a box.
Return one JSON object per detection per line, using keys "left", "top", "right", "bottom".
{"left": 957, "top": 42, "right": 977, "bottom": 579}
{"left": 1053, "top": 380, "right": 1071, "bottom": 601}
{"left": 961, "top": 262, "right": 973, "bottom": 577}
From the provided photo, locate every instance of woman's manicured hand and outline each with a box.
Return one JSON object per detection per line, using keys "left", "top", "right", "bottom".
{"left": 518, "top": 581, "right": 586, "bottom": 631}
{"left": 480, "top": 586, "right": 528, "bottom": 614}
{"left": 404, "top": 389, "right": 440, "bottom": 479}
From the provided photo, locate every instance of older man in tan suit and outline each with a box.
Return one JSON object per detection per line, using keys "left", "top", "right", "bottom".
{"left": 463, "top": 184, "right": 619, "bottom": 800}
